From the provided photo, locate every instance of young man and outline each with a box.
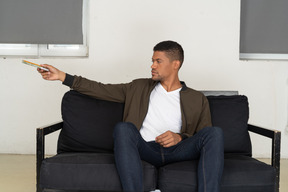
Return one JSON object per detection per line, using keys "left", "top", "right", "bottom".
{"left": 38, "top": 40, "right": 224, "bottom": 192}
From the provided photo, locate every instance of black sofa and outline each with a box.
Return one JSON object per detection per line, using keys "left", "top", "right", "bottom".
{"left": 37, "top": 90, "right": 281, "bottom": 192}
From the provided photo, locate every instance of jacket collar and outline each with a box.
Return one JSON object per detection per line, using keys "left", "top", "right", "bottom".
{"left": 151, "top": 79, "right": 187, "bottom": 91}
{"left": 180, "top": 81, "right": 187, "bottom": 91}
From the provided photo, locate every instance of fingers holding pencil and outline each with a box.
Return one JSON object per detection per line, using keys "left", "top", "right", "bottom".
{"left": 38, "top": 64, "right": 66, "bottom": 82}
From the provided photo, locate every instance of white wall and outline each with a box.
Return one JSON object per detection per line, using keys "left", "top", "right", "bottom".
{"left": 0, "top": 0, "right": 287, "bottom": 158}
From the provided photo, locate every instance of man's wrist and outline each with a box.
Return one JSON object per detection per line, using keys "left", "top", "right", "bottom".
{"left": 62, "top": 73, "right": 74, "bottom": 87}
{"left": 178, "top": 133, "right": 188, "bottom": 141}
{"left": 59, "top": 71, "right": 66, "bottom": 82}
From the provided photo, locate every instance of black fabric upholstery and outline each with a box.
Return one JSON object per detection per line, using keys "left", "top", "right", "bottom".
{"left": 49, "top": 91, "right": 157, "bottom": 191}
{"left": 207, "top": 95, "right": 252, "bottom": 156}
{"left": 58, "top": 92, "right": 252, "bottom": 156}
{"left": 39, "top": 91, "right": 277, "bottom": 192}
{"left": 58, "top": 90, "right": 124, "bottom": 153}
{"left": 40, "top": 153, "right": 157, "bottom": 191}
{"left": 158, "top": 154, "right": 276, "bottom": 192}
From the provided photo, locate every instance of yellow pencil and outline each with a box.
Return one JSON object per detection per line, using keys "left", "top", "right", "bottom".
{"left": 22, "top": 60, "right": 49, "bottom": 71}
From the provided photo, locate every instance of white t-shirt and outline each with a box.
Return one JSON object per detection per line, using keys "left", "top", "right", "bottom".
{"left": 140, "top": 83, "right": 182, "bottom": 142}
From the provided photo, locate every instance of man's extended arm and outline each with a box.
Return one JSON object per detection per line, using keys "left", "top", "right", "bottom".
{"left": 38, "top": 64, "right": 129, "bottom": 103}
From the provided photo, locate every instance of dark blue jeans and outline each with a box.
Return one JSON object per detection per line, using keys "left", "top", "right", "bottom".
{"left": 113, "top": 122, "right": 224, "bottom": 192}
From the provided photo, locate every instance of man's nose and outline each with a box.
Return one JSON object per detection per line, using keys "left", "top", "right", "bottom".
{"left": 151, "top": 62, "right": 156, "bottom": 69}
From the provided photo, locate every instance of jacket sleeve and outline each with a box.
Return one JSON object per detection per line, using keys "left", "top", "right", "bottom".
{"left": 196, "top": 96, "right": 212, "bottom": 132}
{"left": 63, "top": 73, "right": 130, "bottom": 103}
{"left": 180, "top": 94, "right": 212, "bottom": 140}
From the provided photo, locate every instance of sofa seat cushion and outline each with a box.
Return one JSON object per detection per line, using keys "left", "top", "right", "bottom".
{"left": 40, "top": 153, "right": 157, "bottom": 191}
{"left": 158, "top": 154, "right": 276, "bottom": 192}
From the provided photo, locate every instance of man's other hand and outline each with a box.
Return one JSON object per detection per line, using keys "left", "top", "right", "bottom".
{"left": 37, "top": 64, "right": 66, "bottom": 82}
{"left": 155, "top": 131, "right": 182, "bottom": 147}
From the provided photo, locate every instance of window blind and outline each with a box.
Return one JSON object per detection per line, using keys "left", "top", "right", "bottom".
{"left": 0, "top": 0, "right": 83, "bottom": 44}
{"left": 240, "top": 0, "right": 288, "bottom": 54}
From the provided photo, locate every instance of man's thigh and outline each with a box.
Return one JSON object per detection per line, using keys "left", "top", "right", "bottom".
{"left": 138, "top": 141, "right": 164, "bottom": 167}
{"left": 139, "top": 131, "right": 204, "bottom": 166}
{"left": 162, "top": 126, "right": 223, "bottom": 164}
{"left": 161, "top": 135, "right": 202, "bottom": 165}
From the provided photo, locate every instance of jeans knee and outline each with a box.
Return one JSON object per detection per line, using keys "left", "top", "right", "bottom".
{"left": 201, "top": 126, "right": 224, "bottom": 145}
{"left": 113, "top": 122, "right": 138, "bottom": 140}
{"left": 113, "top": 122, "right": 139, "bottom": 152}
{"left": 212, "top": 127, "right": 224, "bottom": 140}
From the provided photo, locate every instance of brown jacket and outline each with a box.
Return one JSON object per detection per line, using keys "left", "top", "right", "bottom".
{"left": 64, "top": 74, "right": 212, "bottom": 139}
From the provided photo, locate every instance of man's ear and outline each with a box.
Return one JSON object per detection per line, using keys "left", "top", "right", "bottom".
{"left": 173, "top": 60, "right": 181, "bottom": 70}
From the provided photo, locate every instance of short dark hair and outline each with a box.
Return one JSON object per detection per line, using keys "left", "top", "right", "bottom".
{"left": 153, "top": 40, "right": 184, "bottom": 68}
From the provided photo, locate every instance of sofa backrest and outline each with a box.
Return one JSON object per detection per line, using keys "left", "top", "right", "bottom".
{"left": 207, "top": 95, "right": 251, "bottom": 156}
{"left": 57, "top": 90, "right": 251, "bottom": 156}
{"left": 58, "top": 90, "right": 124, "bottom": 153}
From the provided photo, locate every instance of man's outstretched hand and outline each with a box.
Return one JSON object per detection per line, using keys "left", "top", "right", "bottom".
{"left": 156, "top": 131, "right": 182, "bottom": 147}
{"left": 37, "top": 64, "right": 66, "bottom": 82}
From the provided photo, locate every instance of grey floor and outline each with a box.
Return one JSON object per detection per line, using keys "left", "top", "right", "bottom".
{"left": 0, "top": 154, "right": 287, "bottom": 192}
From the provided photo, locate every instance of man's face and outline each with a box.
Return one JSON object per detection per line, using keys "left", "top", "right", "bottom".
{"left": 151, "top": 51, "right": 175, "bottom": 81}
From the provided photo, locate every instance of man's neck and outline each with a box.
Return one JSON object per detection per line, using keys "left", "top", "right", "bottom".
{"left": 160, "top": 77, "right": 182, "bottom": 92}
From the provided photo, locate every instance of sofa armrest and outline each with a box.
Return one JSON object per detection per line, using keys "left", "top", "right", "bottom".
{"left": 36, "top": 121, "right": 63, "bottom": 192}
{"left": 248, "top": 124, "right": 281, "bottom": 191}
